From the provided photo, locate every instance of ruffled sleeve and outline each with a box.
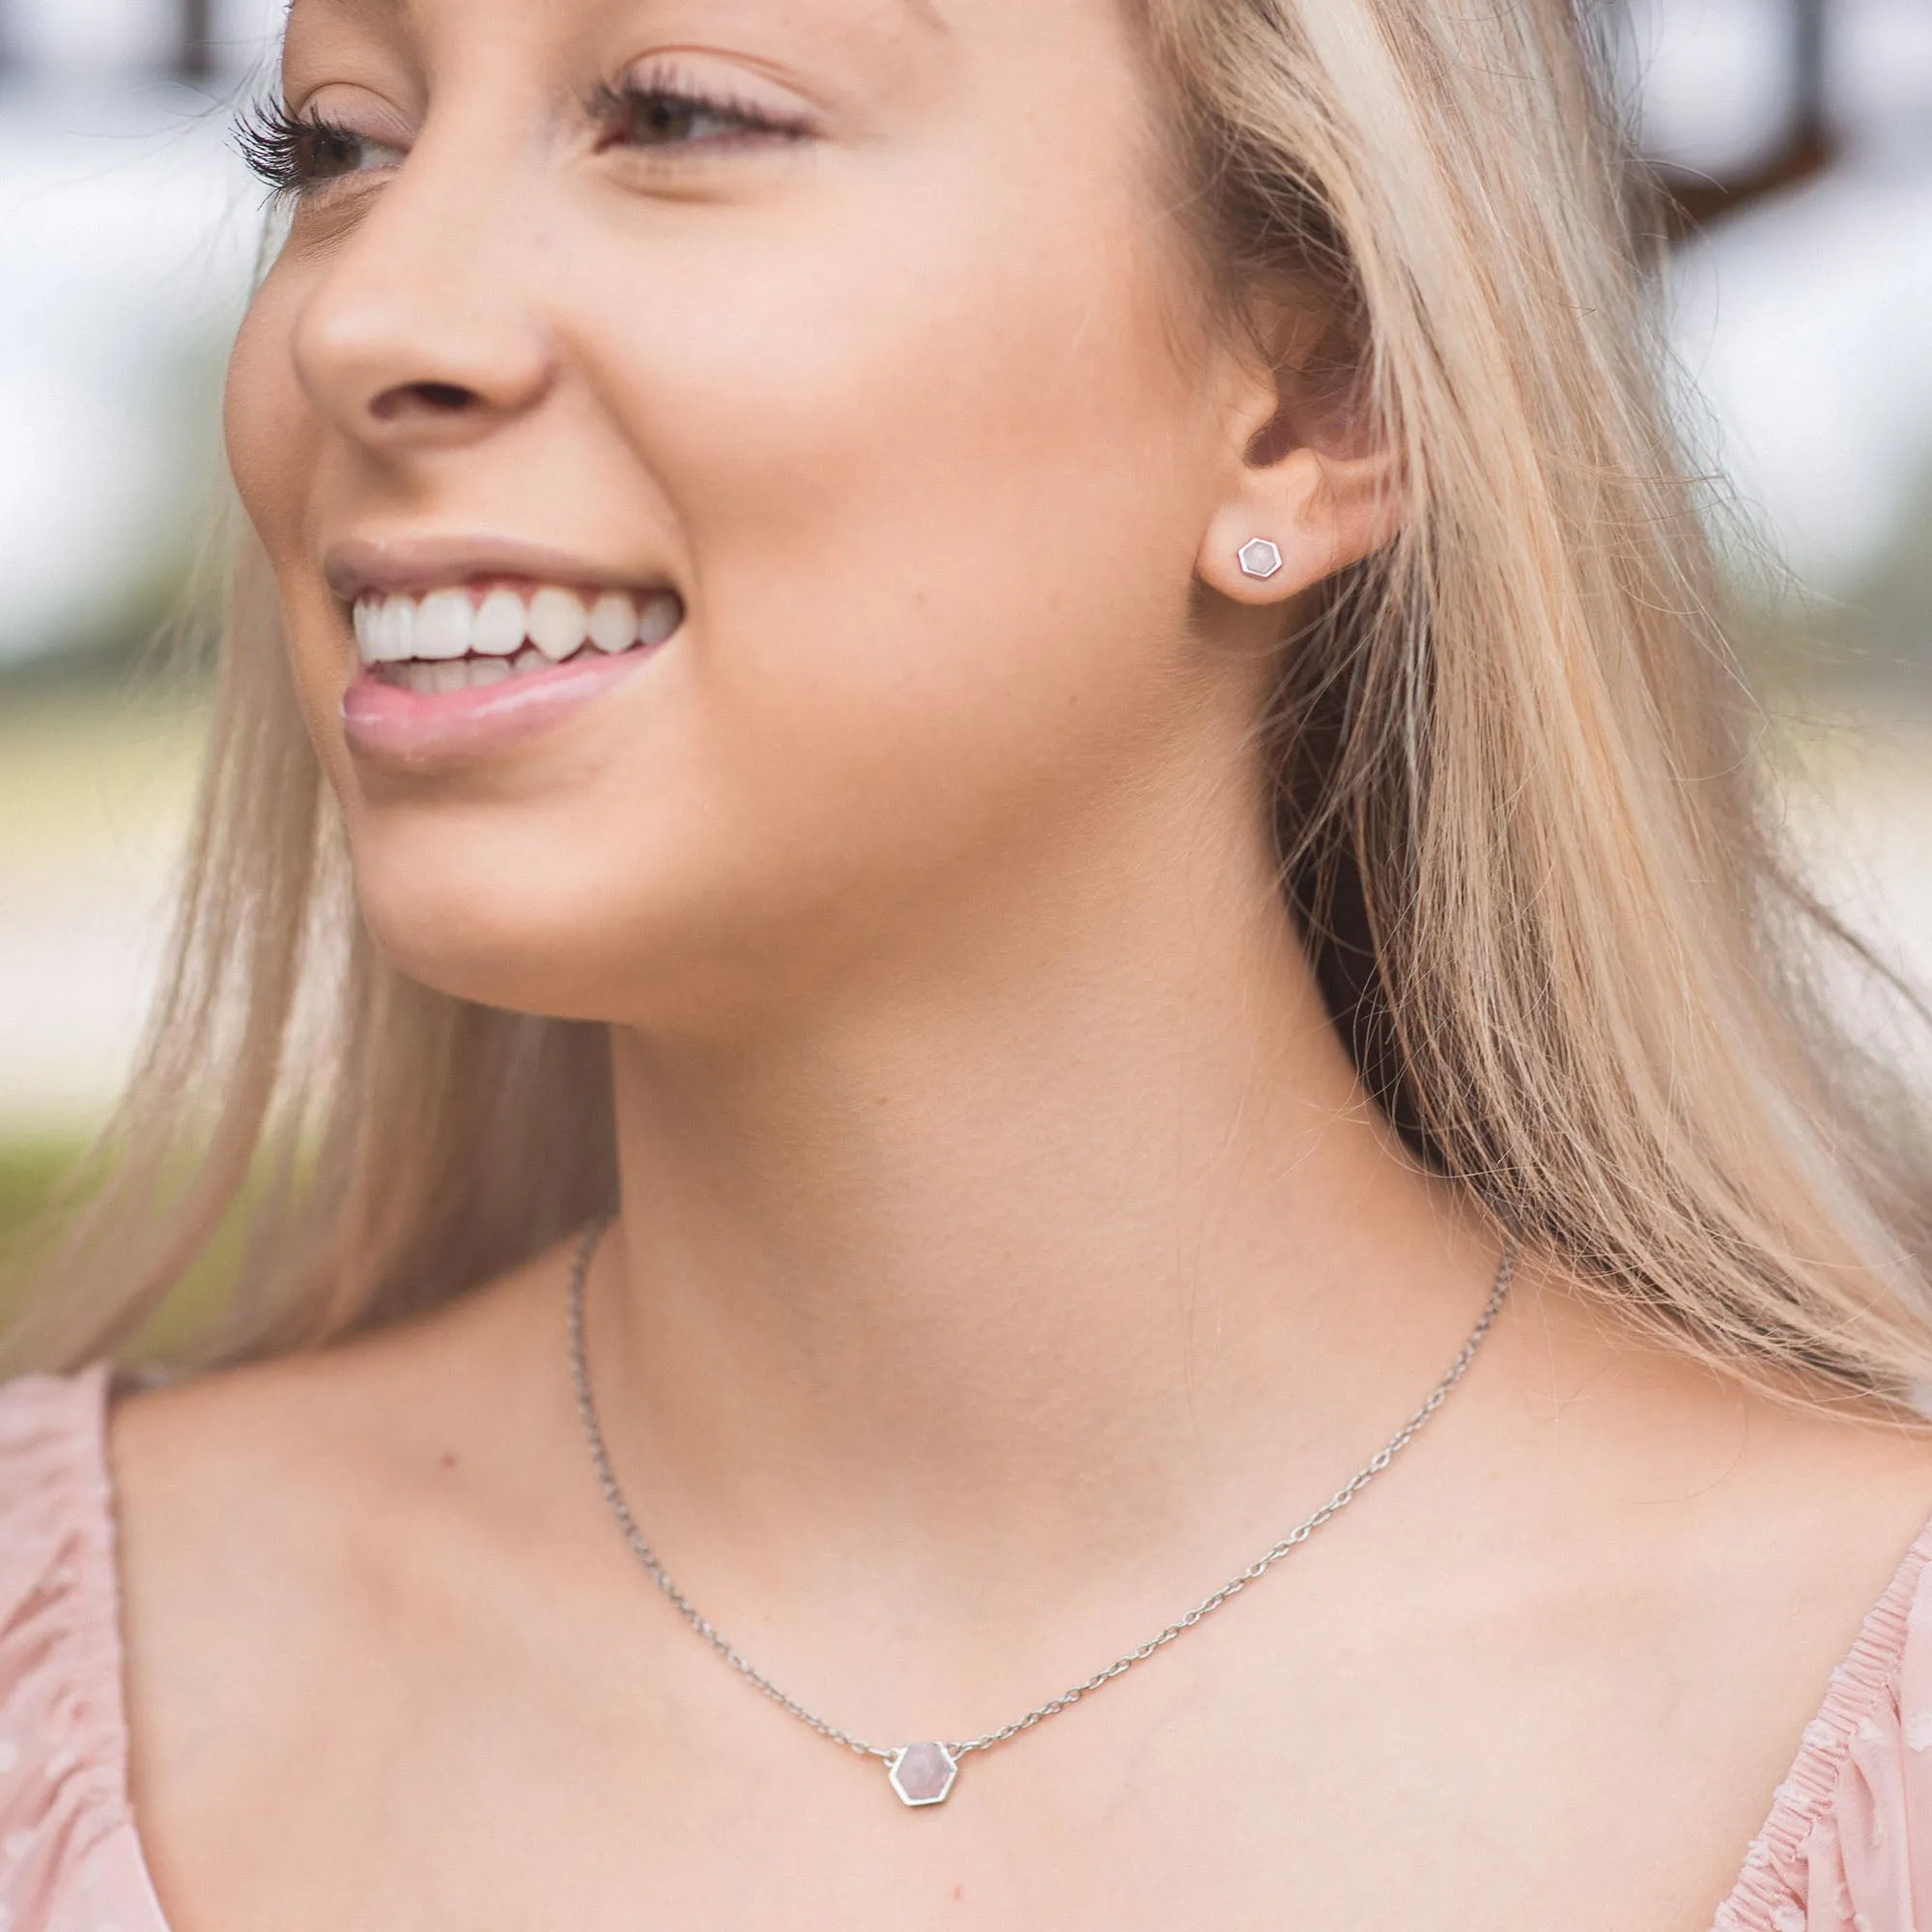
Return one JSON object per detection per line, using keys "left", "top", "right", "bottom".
{"left": 1713, "top": 1523, "right": 1932, "bottom": 1930}
{"left": 0, "top": 1367, "right": 169, "bottom": 1932}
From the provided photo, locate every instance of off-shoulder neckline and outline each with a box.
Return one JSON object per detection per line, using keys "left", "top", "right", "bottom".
{"left": 1710, "top": 1499, "right": 1932, "bottom": 1925}
{"left": 43, "top": 1363, "right": 176, "bottom": 1931}
{"left": 40, "top": 1365, "right": 1932, "bottom": 1931}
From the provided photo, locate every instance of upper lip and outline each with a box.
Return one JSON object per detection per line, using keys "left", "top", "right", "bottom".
{"left": 323, "top": 532, "right": 673, "bottom": 601}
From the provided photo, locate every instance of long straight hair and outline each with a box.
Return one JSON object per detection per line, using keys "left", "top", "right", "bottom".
{"left": 8, "top": 0, "right": 1932, "bottom": 1404}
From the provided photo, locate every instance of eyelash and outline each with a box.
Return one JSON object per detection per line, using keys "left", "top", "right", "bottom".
{"left": 590, "top": 66, "right": 810, "bottom": 156}
{"left": 234, "top": 98, "right": 370, "bottom": 199}
{"left": 234, "top": 67, "right": 805, "bottom": 201}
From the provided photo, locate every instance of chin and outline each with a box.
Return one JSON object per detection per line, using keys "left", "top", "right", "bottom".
{"left": 361, "top": 900, "right": 609, "bottom": 1022}
{"left": 346, "top": 827, "right": 644, "bottom": 1021}
{"left": 348, "top": 831, "right": 819, "bottom": 1034}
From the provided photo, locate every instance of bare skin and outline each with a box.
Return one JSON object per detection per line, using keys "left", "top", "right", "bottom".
{"left": 107, "top": 0, "right": 1932, "bottom": 1926}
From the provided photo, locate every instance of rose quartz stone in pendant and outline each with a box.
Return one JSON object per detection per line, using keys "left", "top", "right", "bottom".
{"left": 887, "top": 1743, "right": 958, "bottom": 1806}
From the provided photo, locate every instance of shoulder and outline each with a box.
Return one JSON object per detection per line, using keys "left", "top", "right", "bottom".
{"left": 103, "top": 1253, "right": 581, "bottom": 1820}
{"left": 105, "top": 1246, "right": 567, "bottom": 1544}
{"left": 1489, "top": 1265, "right": 1932, "bottom": 1580}
{"left": 0, "top": 1368, "right": 161, "bottom": 1924}
{"left": 1505, "top": 1282, "right": 1932, "bottom": 1927}
{"left": 1714, "top": 1517, "right": 1932, "bottom": 1929}
{"left": 103, "top": 1264, "right": 556, "bottom": 1638}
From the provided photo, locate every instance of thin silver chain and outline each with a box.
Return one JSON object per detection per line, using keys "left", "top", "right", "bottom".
{"left": 568, "top": 1220, "right": 1514, "bottom": 1765}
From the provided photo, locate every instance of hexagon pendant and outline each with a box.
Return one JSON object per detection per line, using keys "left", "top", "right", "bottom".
{"left": 885, "top": 1743, "right": 958, "bottom": 1806}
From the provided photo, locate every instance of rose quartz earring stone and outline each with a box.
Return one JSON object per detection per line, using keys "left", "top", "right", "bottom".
{"left": 1237, "top": 536, "right": 1285, "bottom": 580}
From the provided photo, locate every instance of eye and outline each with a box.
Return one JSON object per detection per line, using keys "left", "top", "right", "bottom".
{"left": 235, "top": 99, "right": 406, "bottom": 200}
{"left": 592, "top": 68, "right": 810, "bottom": 157}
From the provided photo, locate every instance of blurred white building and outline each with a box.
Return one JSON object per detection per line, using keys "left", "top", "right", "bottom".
{"left": 0, "top": 0, "right": 277, "bottom": 79}
{"left": 0, "top": 0, "right": 283, "bottom": 662}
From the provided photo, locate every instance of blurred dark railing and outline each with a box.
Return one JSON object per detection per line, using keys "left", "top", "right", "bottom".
{"left": 0, "top": 0, "right": 216, "bottom": 79}
{"left": 1646, "top": 0, "right": 1834, "bottom": 234}
{"left": 175, "top": 0, "right": 215, "bottom": 83}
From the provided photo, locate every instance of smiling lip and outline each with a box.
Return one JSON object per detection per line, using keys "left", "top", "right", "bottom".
{"left": 326, "top": 531, "right": 678, "bottom": 766}
{"left": 324, "top": 531, "right": 666, "bottom": 602}
{"left": 341, "top": 649, "right": 656, "bottom": 764}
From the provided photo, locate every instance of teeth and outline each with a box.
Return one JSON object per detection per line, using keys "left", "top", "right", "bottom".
{"left": 413, "top": 588, "right": 474, "bottom": 661}
{"left": 587, "top": 590, "right": 638, "bottom": 655}
{"left": 528, "top": 586, "right": 589, "bottom": 662}
{"left": 386, "top": 655, "right": 546, "bottom": 695}
{"left": 639, "top": 592, "right": 682, "bottom": 646}
{"left": 474, "top": 588, "right": 526, "bottom": 657}
{"left": 352, "top": 582, "right": 685, "bottom": 674}
{"left": 378, "top": 596, "right": 414, "bottom": 663}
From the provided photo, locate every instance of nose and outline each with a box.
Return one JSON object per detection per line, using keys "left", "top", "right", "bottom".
{"left": 290, "top": 134, "right": 555, "bottom": 454}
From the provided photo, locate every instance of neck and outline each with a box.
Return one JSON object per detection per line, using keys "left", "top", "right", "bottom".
{"left": 589, "top": 806, "right": 1504, "bottom": 1612}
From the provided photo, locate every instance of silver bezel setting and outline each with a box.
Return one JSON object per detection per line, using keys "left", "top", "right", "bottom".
{"left": 1237, "top": 537, "right": 1285, "bottom": 581}
{"left": 886, "top": 1743, "right": 959, "bottom": 1807}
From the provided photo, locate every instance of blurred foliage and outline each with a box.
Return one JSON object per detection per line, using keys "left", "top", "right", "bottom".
{"left": 1740, "top": 462, "right": 1932, "bottom": 706}
{"left": 0, "top": 1141, "right": 74, "bottom": 1264}
{"left": 0, "top": 1137, "right": 249, "bottom": 1366}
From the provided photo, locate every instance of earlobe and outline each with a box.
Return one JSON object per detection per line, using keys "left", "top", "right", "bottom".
{"left": 1196, "top": 441, "right": 1401, "bottom": 607}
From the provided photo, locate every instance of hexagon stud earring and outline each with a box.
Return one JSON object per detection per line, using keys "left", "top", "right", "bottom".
{"left": 1237, "top": 537, "right": 1285, "bottom": 581}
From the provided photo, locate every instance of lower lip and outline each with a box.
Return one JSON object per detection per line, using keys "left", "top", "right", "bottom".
{"left": 340, "top": 649, "right": 656, "bottom": 764}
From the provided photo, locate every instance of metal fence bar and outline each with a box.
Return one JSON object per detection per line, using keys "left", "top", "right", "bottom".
{"left": 1652, "top": 0, "right": 1834, "bottom": 232}
{"left": 175, "top": 0, "right": 214, "bottom": 81}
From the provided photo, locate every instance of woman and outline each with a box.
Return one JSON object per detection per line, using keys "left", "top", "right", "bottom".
{"left": 2, "top": 0, "right": 1928, "bottom": 1923}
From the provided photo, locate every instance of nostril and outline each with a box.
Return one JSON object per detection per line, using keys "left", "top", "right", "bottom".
{"left": 370, "top": 379, "right": 481, "bottom": 423}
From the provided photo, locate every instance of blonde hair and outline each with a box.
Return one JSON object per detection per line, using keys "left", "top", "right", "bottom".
{"left": 8, "top": 0, "right": 1931, "bottom": 1402}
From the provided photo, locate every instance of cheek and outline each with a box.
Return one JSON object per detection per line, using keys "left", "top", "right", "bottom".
{"left": 224, "top": 284, "right": 320, "bottom": 559}
{"left": 569, "top": 173, "right": 1220, "bottom": 838}
{"left": 619, "top": 186, "right": 1203, "bottom": 577}
{"left": 222, "top": 283, "right": 364, "bottom": 798}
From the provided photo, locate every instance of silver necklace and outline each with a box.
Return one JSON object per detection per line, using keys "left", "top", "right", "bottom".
{"left": 567, "top": 1220, "right": 1514, "bottom": 1809}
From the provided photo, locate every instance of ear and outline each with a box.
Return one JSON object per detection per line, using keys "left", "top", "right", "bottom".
{"left": 1195, "top": 350, "right": 1400, "bottom": 609}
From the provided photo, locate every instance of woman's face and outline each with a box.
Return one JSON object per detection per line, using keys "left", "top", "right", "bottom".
{"left": 228, "top": 0, "right": 1287, "bottom": 1030}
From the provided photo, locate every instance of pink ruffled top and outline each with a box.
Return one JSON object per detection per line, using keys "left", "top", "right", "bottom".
{"left": 2, "top": 1368, "right": 1931, "bottom": 1929}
